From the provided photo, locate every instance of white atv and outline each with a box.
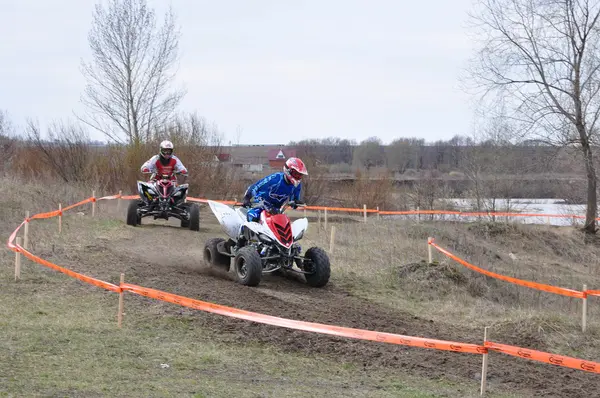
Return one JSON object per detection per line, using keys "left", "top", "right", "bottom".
{"left": 203, "top": 200, "right": 331, "bottom": 288}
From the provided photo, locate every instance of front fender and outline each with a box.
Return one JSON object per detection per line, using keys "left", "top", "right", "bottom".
{"left": 137, "top": 181, "right": 156, "bottom": 201}
{"left": 291, "top": 218, "right": 308, "bottom": 240}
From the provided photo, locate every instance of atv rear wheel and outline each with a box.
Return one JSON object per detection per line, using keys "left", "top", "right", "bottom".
{"left": 126, "top": 200, "right": 141, "bottom": 226}
{"left": 233, "top": 246, "right": 262, "bottom": 286}
{"left": 204, "top": 238, "right": 230, "bottom": 271}
{"left": 303, "top": 247, "right": 331, "bottom": 287}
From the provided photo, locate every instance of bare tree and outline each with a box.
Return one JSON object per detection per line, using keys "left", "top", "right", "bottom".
{"left": 468, "top": 0, "right": 600, "bottom": 234}
{"left": 0, "top": 110, "right": 17, "bottom": 174}
{"left": 386, "top": 137, "right": 425, "bottom": 174}
{"left": 78, "top": 0, "right": 185, "bottom": 146}
{"left": 25, "top": 119, "right": 93, "bottom": 183}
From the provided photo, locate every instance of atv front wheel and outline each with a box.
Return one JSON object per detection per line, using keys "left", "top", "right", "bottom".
{"left": 233, "top": 247, "right": 262, "bottom": 286}
{"left": 180, "top": 204, "right": 190, "bottom": 228}
{"left": 126, "top": 200, "right": 141, "bottom": 226}
{"left": 204, "top": 238, "right": 230, "bottom": 271}
{"left": 188, "top": 203, "right": 200, "bottom": 231}
{"left": 303, "top": 247, "right": 331, "bottom": 287}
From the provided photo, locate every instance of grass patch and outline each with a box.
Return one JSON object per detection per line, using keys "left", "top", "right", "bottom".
{"left": 0, "top": 264, "right": 520, "bottom": 398}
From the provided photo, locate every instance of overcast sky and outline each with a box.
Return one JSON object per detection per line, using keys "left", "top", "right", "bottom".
{"left": 0, "top": 0, "right": 479, "bottom": 145}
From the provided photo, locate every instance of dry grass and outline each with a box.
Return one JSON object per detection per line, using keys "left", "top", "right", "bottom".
{"left": 296, "top": 213, "right": 600, "bottom": 362}
{"left": 4, "top": 265, "right": 471, "bottom": 398}
{"left": 3, "top": 177, "right": 600, "bottom": 397}
{"left": 2, "top": 178, "right": 526, "bottom": 397}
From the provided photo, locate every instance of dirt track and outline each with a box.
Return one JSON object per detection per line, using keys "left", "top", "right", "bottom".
{"left": 37, "top": 203, "right": 600, "bottom": 397}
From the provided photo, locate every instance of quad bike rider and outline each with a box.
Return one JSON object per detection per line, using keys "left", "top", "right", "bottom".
{"left": 126, "top": 140, "right": 200, "bottom": 230}
{"left": 203, "top": 157, "right": 331, "bottom": 287}
{"left": 243, "top": 157, "right": 308, "bottom": 221}
{"left": 141, "top": 140, "right": 188, "bottom": 184}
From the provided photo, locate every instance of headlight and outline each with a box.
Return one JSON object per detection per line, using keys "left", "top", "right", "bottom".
{"left": 258, "top": 233, "right": 273, "bottom": 243}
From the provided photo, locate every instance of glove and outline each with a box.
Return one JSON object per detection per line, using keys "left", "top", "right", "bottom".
{"left": 242, "top": 197, "right": 251, "bottom": 208}
{"left": 290, "top": 201, "right": 298, "bottom": 209}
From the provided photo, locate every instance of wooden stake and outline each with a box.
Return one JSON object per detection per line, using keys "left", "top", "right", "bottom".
{"left": 118, "top": 273, "right": 125, "bottom": 328}
{"left": 417, "top": 206, "right": 420, "bottom": 223}
{"left": 24, "top": 211, "right": 30, "bottom": 250}
{"left": 376, "top": 207, "right": 380, "bottom": 221}
{"left": 427, "top": 237, "right": 433, "bottom": 264}
{"left": 363, "top": 204, "right": 367, "bottom": 223}
{"left": 303, "top": 207, "right": 307, "bottom": 218}
{"left": 329, "top": 226, "right": 336, "bottom": 254}
{"left": 117, "top": 190, "right": 123, "bottom": 212}
{"left": 15, "top": 237, "right": 22, "bottom": 281}
{"left": 480, "top": 326, "right": 490, "bottom": 395}
{"left": 92, "top": 190, "right": 97, "bottom": 217}
{"left": 582, "top": 284, "right": 588, "bottom": 333}
{"left": 318, "top": 210, "right": 321, "bottom": 230}
{"left": 324, "top": 208, "right": 328, "bottom": 231}
{"left": 58, "top": 203, "right": 62, "bottom": 234}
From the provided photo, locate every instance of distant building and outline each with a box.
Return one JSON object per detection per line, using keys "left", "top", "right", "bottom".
{"left": 267, "top": 148, "right": 297, "bottom": 168}
{"left": 214, "top": 144, "right": 297, "bottom": 174}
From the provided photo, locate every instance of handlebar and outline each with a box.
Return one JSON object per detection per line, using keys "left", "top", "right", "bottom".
{"left": 143, "top": 171, "right": 185, "bottom": 179}
{"left": 237, "top": 200, "right": 306, "bottom": 213}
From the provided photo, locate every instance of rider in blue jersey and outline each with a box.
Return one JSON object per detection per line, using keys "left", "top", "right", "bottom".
{"left": 242, "top": 157, "right": 308, "bottom": 222}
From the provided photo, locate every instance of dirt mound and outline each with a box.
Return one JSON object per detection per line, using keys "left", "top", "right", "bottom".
{"left": 397, "top": 261, "right": 468, "bottom": 285}
{"left": 394, "top": 261, "right": 517, "bottom": 302}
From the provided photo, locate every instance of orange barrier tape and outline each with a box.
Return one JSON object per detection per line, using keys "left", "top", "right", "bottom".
{"left": 62, "top": 197, "right": 94, "bottom": 213}
{"left": 114, "top": 191, "right": 594, "bottom": 220}
{"left": 98, "top": 194, "right": 122, "bottom": 200}
{"left": 121, "top": 283, "right": 486, "bottom": 354}
{"left": 485, "top": 341, "right": 600, "bottom": 374}
{"left": 7, "top": 220, "right": 26, "bottom": 250}
{"left": 429, "top": 241, "right": 585, "bottom": 298}
{"left": 305, "top": 205, "right": 379, "bottom": 213}
{"left": 15, "top": 243, "right": 121, "bottom": 292}
{"left": 8, "top": 192, "right": 600, "bottom": 381}
{"left": 30, "top": 209, "right": 62, "bottom": 219}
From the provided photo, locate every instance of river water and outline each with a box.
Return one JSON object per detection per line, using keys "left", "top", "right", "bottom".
{"left": 408, "top": 198, "right": 588, "bottom": 226}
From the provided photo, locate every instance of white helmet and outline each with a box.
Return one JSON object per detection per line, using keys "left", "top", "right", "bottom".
{"left": 159, "top": 140, "right": 174, "bottom": 159}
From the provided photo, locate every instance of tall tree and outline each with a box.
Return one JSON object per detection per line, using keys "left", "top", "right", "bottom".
{"left": 468, "top": 0, "right": 600, "bottom": 234}
{"left": 353, "top": 136, "right": 385, "bottom": 170}
{"left": 79, "top": 0, "right": 185, "bottom": 145}
{"left": 386, "top": 137, "right": 424, "bottom": 173}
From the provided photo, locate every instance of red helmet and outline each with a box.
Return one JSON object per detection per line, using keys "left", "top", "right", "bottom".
{"left": 283, "top": 157, "right": 308, "bottom": 187}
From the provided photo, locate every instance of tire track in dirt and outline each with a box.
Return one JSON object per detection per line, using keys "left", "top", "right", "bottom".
{"left": 77, "top": 206, "right": 600, "bottom": 397}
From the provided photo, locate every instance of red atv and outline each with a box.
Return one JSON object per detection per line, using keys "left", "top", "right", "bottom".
{"left": 126, "top": 172, "right": 200, "bottom": 230}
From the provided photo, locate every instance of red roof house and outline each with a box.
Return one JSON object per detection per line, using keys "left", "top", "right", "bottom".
{"left": 267, "top": 148, "right": 296, "bottom": 168}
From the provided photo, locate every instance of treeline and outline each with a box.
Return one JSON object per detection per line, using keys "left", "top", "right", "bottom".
{"left": 289, "top": 136, "right": 582, "bottom": 175}
{"left": 0, "top": 111, "right": 248, "bottom": 199}
{"left": 0, "top": 109, "right": 587, "bottom": 211}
